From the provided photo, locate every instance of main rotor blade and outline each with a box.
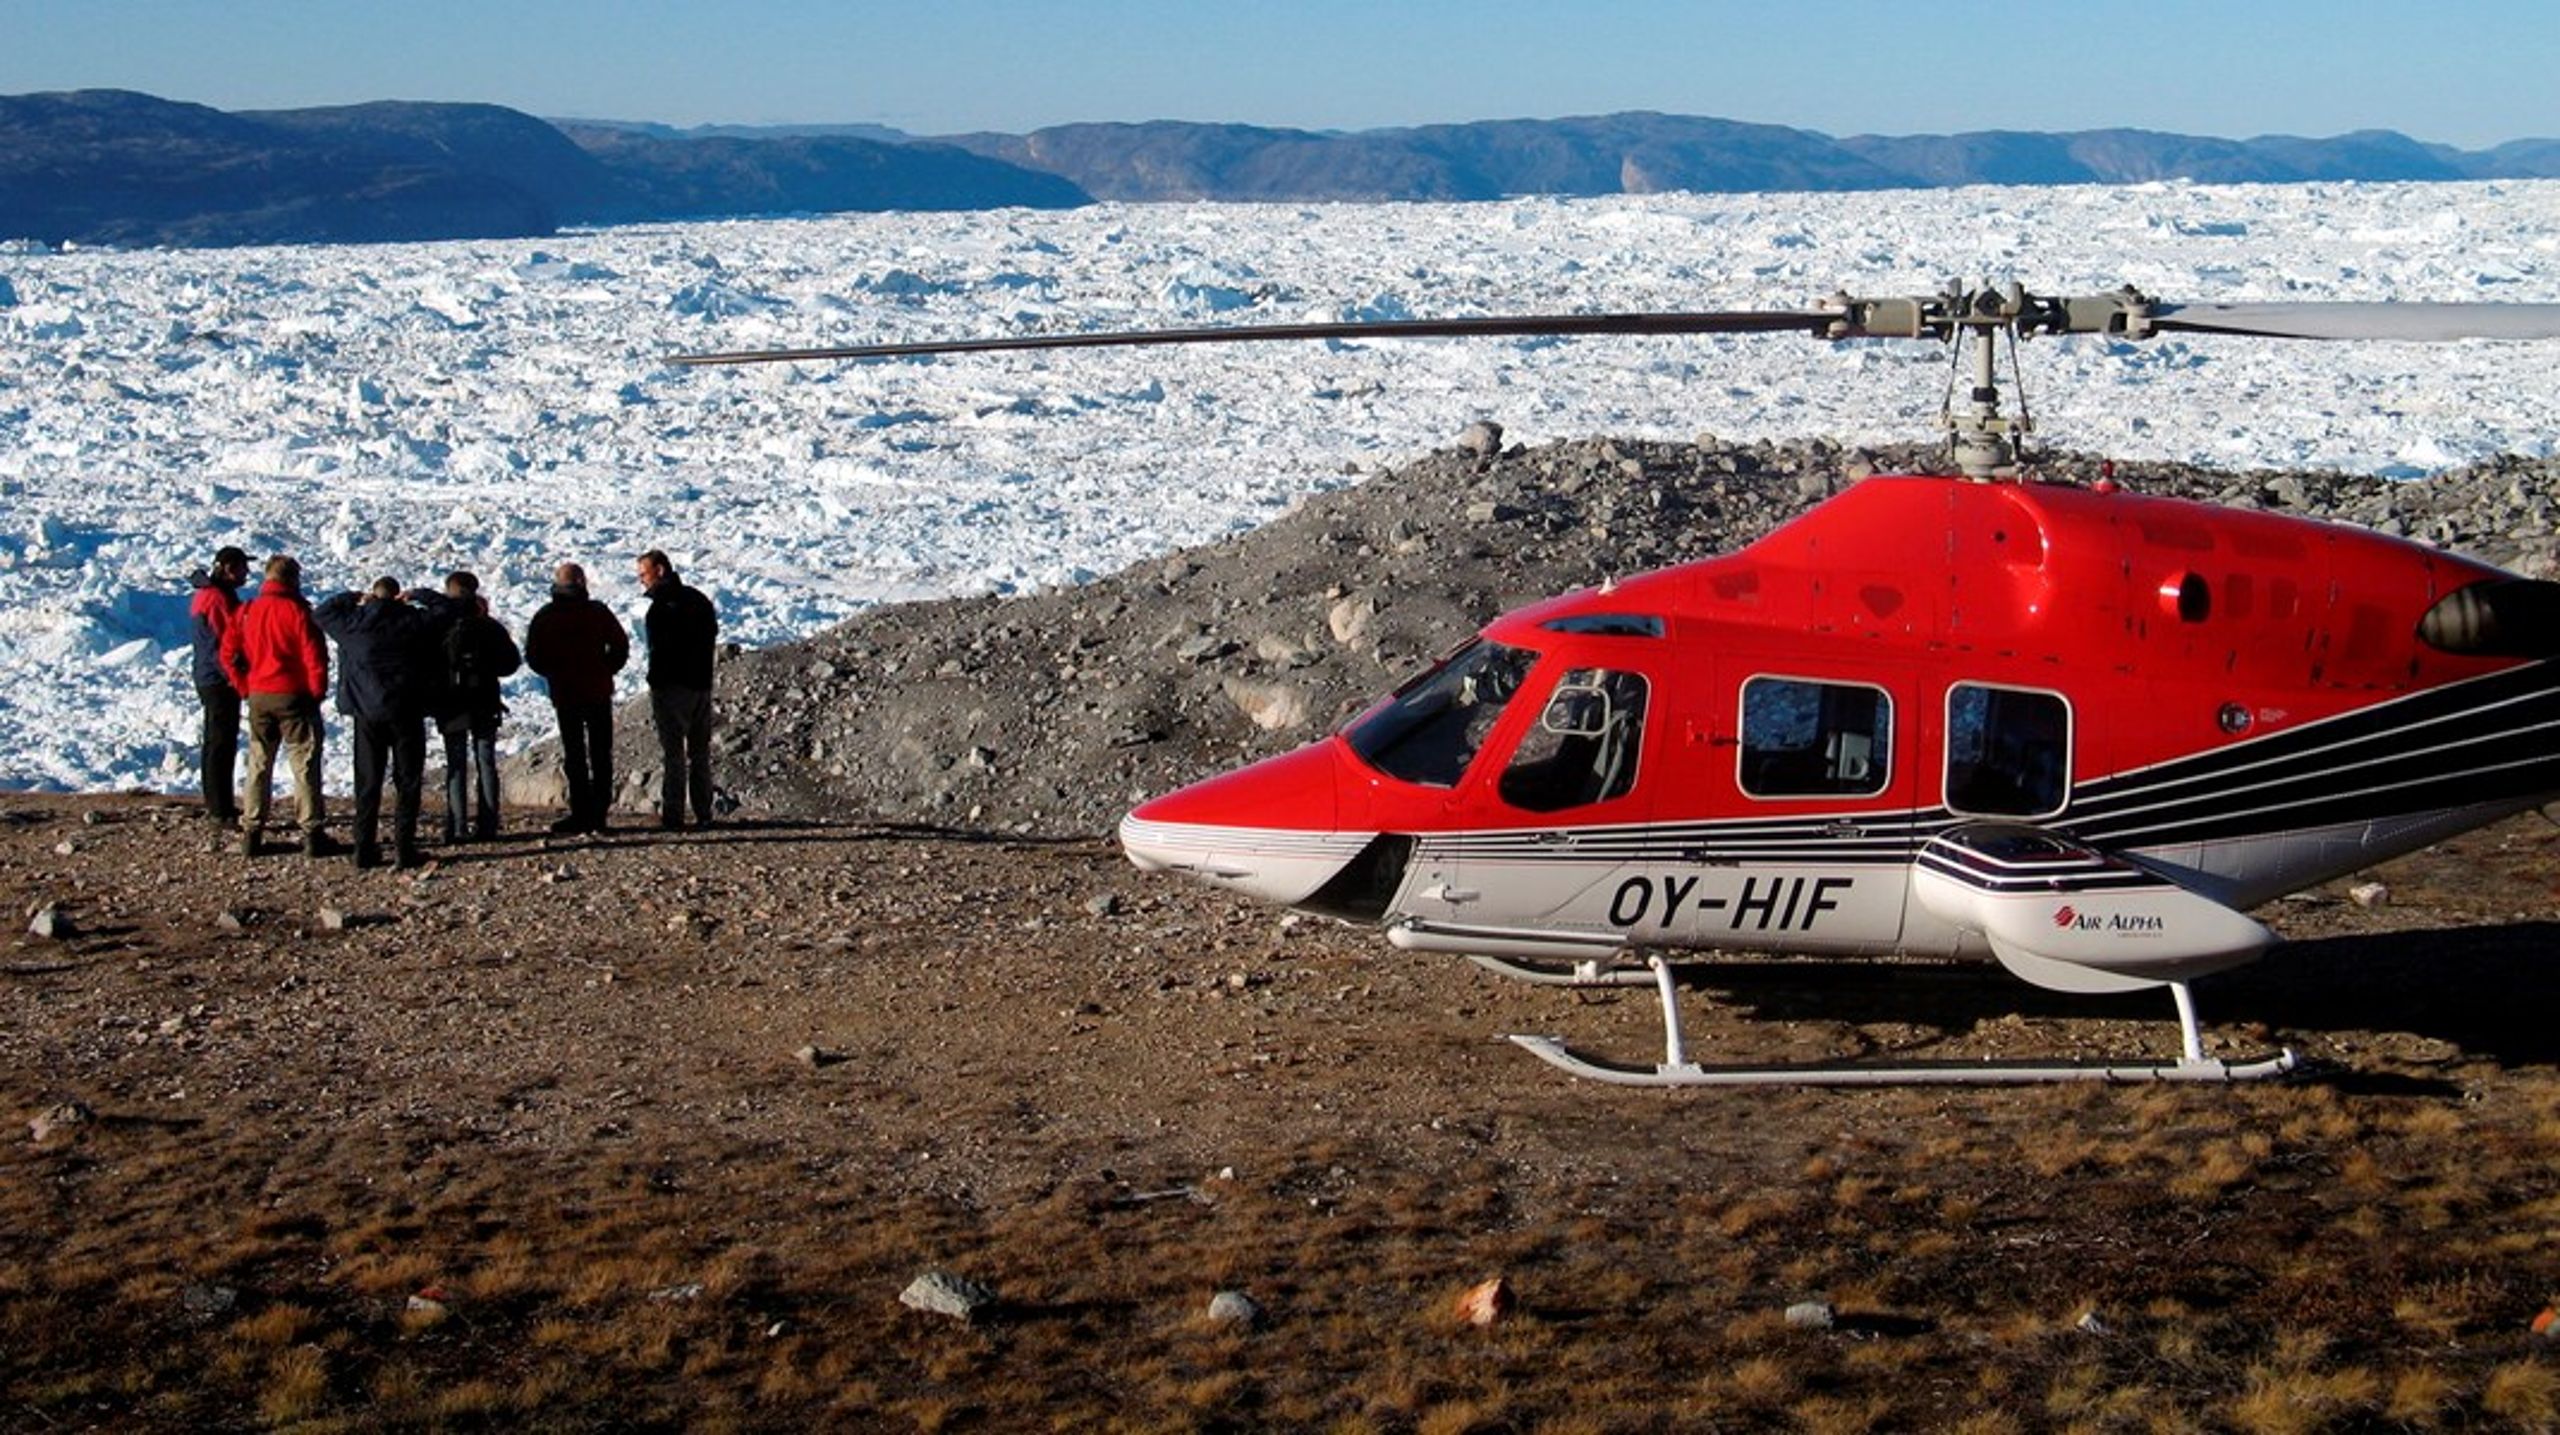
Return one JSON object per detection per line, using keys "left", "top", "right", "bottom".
{"left": 2147, "top": 301, "right": 2560, "bottom": 342}
{"left": 668, "top": 309, "right": 1834, "bottom": 367}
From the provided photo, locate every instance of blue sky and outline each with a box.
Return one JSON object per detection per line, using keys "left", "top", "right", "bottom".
{"left": 3, "top": 0, "right": 2552, "bottom": 147}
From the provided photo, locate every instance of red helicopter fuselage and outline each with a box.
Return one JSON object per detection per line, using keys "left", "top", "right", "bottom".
{"left": 1122, "top": 473, "right": 2560, "bottom": 994}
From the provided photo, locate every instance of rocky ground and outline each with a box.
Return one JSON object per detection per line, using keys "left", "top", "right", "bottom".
{"left": 10, "top": 442, "right": 2560, "bottom": 1430}
{"left": 5, "top": 792, "right": 2560, "bottom": 1431}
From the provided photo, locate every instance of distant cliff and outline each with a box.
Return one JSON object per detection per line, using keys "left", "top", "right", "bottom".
{"left": 940, "top": 112, "right": 2560, "bottom": 201}
{"left": 0, "top": 90, "right": 1088, "bottom": 248}
{"left": 2, "top": 89, "right": 2553, "bottom": 249}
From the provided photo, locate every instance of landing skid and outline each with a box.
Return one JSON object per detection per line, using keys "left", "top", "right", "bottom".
{"left": 1505, "top": 958, "right": 2299, "bottom": 1087}
{"left": 1466, "top": 953, "right": 1657, "bottom": 987}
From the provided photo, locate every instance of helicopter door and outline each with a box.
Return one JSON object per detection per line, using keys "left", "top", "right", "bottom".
{"left": 1414, "top": 665, "right": 1655, "bottom": 946}
{"left": 1713, "top": 670, "right": 1914, "bottom": 955}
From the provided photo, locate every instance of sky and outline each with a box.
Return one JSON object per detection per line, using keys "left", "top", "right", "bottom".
{"left": 1, "top": 0, "right": 2553, "bottom": 148}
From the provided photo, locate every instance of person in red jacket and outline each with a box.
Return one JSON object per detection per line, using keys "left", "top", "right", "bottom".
{"left": 186, "top": 544, "right": 251, "bottom": 846}
{"left": 220, "top": 554, "right": 338, "bottom": 858}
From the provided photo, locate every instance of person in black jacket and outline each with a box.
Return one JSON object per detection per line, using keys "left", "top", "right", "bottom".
{"left": 314, "top": 577, "right": 446, "bottom": 869}
{"left": 186, "top": 545, "right": 251, "bottom": 846}
{"left": 430, "top": 571, "right": 522, "bottom": 842}
{"left": 635, "top": 549, "right": 720, "bottom": 830}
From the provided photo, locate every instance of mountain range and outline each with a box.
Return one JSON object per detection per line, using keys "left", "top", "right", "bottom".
{"left": 4, "top": 89, "right": 2555, "bottom": 249}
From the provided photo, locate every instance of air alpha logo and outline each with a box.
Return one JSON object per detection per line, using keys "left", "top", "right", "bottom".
{"left": 2053, "top": 904, "right": 2167, "bottom": 934}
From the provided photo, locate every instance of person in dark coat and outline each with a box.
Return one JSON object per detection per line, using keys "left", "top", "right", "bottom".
{"left": 635, "top": 548, "right": 720, "bottom": 830}
{"left": 314, "top": 577, "right": 446, "bottom": 869}
{"left": 187, "top": 544, "right": 250, "bottom": 845}
{"left": 523, "top": 561, "right": 629, "bottom": 835}
{"left": 222, "top": 554, "right": 334, "bottom": 859}
{"left": 429, "top": 570, "right": 521, "bottom": 841}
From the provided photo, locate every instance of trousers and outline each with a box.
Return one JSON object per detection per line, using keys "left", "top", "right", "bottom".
{"left": 440, "top": 714, "right": 501, "bottom": 838}
{"left": 553, "top": 700, "right": 614, "bottom": 831}
{"left": 198, "top": 683, "right": 241, "bottom": 824}
{"left": 350, "top": 713, "right": 426, "bottom": 859}
{"left": 650, "top": 683, "right": 714, "bottom": 826}
{"left": 240, "top": 692, "right": 324, "bottom": 836}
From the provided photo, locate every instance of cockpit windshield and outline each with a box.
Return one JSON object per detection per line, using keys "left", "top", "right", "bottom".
{"left": 1342, "top": 639, "right": 1537, "bottom": 787}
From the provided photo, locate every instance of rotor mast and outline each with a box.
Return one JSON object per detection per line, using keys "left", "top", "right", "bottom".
{"left": 1819, "top": 284, "right": 2159, "bottom": 481}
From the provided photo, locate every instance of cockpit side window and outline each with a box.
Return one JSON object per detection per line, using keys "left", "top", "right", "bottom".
{"left": 1739, "top": 676, "right": 1892, "bottom": 798}
{"left": 1342, "top": 640, "right": 1537, "bottom": 787}
{"left": 1498, "top": 669, "right": 1649, "bottom": 812}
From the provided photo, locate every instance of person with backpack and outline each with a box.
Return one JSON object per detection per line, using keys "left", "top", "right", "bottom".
{"left": 430, "top": 571, "right": 521, "bottom": 842}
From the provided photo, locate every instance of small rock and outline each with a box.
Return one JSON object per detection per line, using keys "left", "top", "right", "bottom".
{"left": 900, "top": 1270, "right": 997, "bottom": 1323}
{"left": 1455, "top": 420, "right": 1503, "bottom": 458}
{"left": 647, "top": 1282, "right": 704, "bottom": 1303}
{"left": 28, "top": 1099, "right": 93, "bottom": 1143}
{"left": 1784, "top": 1300, "right": 1836, "bottom": 1331}
{"left": 1206, "top": 1290, "right": 1264, "bottom": 1329}
{"left": 214, "top": 908, "right": 247, "bottom": 932}
{"left": 52, "top": 839, "right": 76, "bottom": 856}
{"left": 2075, "top": 1309, "right": 2111, "bottom": 1337}
{"left": 178, "top": 1282, "right": 239, "bottom": 1323}
{"left": 1326, "top": 595, "right": 1380, "bottom": 647}
{"left": 795, "top": 1045, "right": 843, "bottom": 1068}
{"left": 1083, "top": 893, "right": 1123, "bottom": 918}
{"left": 26, "top": 904, "right": 71, "bottom": 940}
{"left": 2348, "top": 882, "right": 2389, "bottom": 909}
{"left": 406, "top": 1286, "right": 451, "bottom": 1317}
{"left": 1455, "top": 1276, "right": 1515, "bottom": 1327}
{"left": 318, "top": 906, "right": 350, "bottom": 932}
{"left": 1221, "top": 677, "right": 1310, "bottom": 731}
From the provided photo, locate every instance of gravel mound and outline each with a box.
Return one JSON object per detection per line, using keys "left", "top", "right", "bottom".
{"left": 508, "top": 432, "right": 2560, "bottom": 837}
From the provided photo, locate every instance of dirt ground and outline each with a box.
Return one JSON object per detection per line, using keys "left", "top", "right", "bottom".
{"left": 6, "top": 793, "right": 2560, "bottom": 1432}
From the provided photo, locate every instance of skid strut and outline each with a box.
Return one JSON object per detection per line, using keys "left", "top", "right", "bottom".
{"left": 1506, "top": 958, "right": 2298, "bottom": 1087}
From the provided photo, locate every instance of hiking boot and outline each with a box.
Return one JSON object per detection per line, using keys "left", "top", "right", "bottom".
{"left": 547, "top": 815, "right": 586, "bottom": 836}
{"left": 352, "top": 845, "right": 381, "bottom": 870}
{"left": 234, "top": 829, "right": 258, "bottom": 858}
{"left": 304, "top": 831, "right": 345, "bottom": 860}
{"left": 393, "top": 842, "right": 423, "bottom": 870}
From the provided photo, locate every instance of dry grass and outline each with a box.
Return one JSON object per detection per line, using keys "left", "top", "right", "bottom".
{"left": 9, "top": 798, "right": 2560, "bottom": 1431}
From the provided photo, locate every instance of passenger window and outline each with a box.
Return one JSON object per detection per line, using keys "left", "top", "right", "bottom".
{"left": 1739, "top": 677, "right": 1891, "bottom": 798}
{"left": 1945, "top": 684, "right": 2070, "bottom": 817}
{"left": 1498, "top": 669, "right": 1648, "bottom": 812}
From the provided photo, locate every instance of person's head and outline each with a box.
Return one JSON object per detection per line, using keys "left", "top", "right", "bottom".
{"left": 263, "top": 555, "right": 301, "bottom": 592}
{"left": 211, "top": 545, "right": 250, "bottom": 587}
{"left": 368, "top": 576, "right": 402, "bottom": 604}
{"left": 444, "top": 570, "right": 480, "bottom": 600}
{"left": 636, "top": 549, "right": 674, "bottom": 589}
{"left": 552, "top": 561, "right": 588, "bottom": 596}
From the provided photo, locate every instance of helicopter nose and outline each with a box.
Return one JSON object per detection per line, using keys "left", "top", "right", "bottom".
{"left": 1118, "top": 740, "right": 1375, "bottom": 906}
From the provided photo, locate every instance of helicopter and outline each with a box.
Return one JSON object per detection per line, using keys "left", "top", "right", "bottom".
{"left": 674, "top": 284, "right": 2560, "bottom": 1086}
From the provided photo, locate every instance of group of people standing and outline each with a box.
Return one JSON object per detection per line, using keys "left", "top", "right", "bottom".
{"left": 187, "top": 545, "right": 721, "bottom": 868}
